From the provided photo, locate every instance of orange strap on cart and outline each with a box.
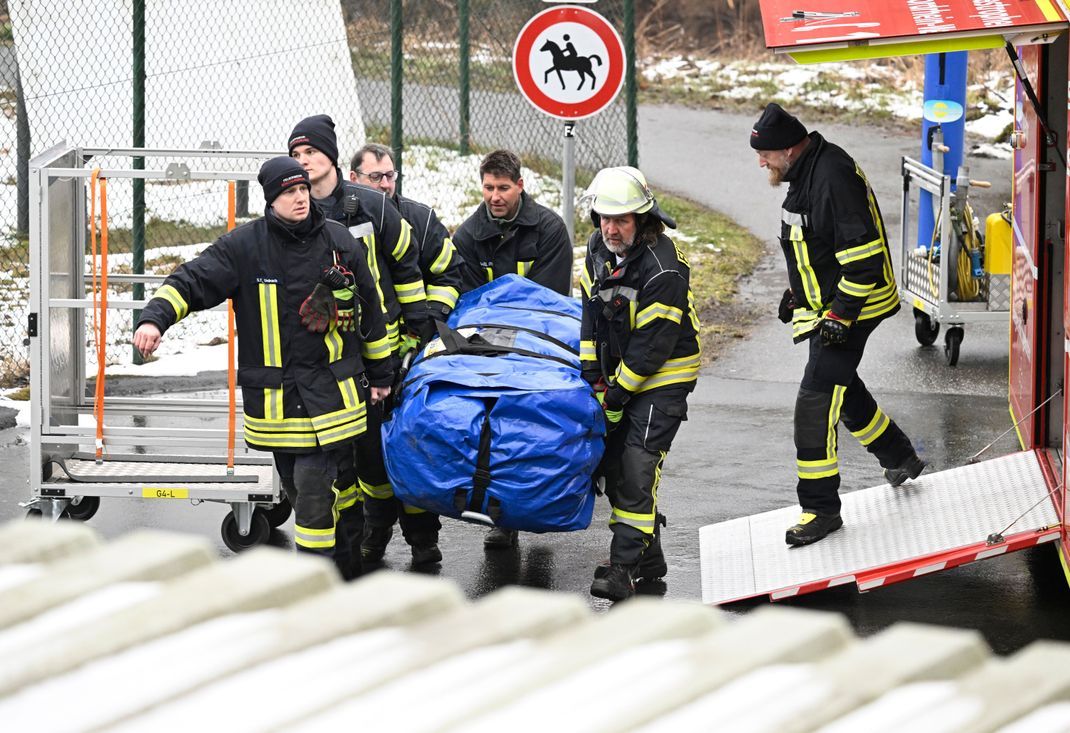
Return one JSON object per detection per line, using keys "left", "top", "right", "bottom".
{"left": 226, "top": 182, "right": 237, "bottom": 475}
{"left": 89, "top": 170, "right": 109, "bottom": 462}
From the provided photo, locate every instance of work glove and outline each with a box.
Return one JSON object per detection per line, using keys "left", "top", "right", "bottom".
{"left": 398, "top": 332, "right": 420, "bottom": 359}
{"left": 819, "top": 312, "right": 852, "bottom": 347}
{"left": 777, "top": 289, "right": 795, "bottom": 324}
{"left": 323, "top": 265, "right": 357, "bottom": 332}
{"left": 299, "top": 283, "right": 337, "bottom": 333}
{"left": 600, "top": 384, "right": 626, "bottom": 434}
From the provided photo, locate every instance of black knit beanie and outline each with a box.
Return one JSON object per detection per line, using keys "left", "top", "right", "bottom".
{"left": 288, "top": 114, "right": 339, "bottom": 165}
{"left": 749, "top": 103, "right": 808, "bottom": 150}
{"left": 258, "top": 156, "right": 309, "bottom": 205}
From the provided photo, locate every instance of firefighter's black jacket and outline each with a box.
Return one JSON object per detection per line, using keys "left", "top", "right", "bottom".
{"left": 137, "top": 205, "right": 394, "bottom": 453}
{"left": 453, "top": 191, "right": 573, "bottom": 296}
{"left": 580, "top": 230, "right": 702, "bottom": 407}
{"left": 320, "top": 172, "right": 428, "bottom": 347}
{"left": 393, "top": 193, "right": 463, "bottom": 319}
{"left": 780, "top": 131, "right": 900, "bottom": 343}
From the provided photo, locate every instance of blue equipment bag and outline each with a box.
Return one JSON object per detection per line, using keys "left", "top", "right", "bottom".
{"left": 383, "top": 275, "right": 605, "bottom": 532}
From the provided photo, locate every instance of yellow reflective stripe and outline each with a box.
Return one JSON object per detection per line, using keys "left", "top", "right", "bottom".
{"left": 609, "top": 506, "right": 656, "bottom": 534}
{"left": 430, "top": 238, "right": 456, "bottom": 275}
{"left": 827, "top": 384, "right": 845, "bottom": 460}
{"left": 518, "top": 260, "right": 533, "bottom": 277}
{"left": 580, "top": 340, "right": 597, "bottom": 361}
{"left": 852, "top": 409, "right": 890, "bottom": 447}
{"left": 335, "top": 483, "right": 362, "bottom": 512}
{"left": 294, "top": 524, "right": 335, "bottom": 549}
{"left": 614, "top": 361, "right": 646, "bottom": 392}
{"left": 485, "top": 266, "right": 494, "bottom": 283}
{"left": 837, "top": 278, "right": 874, "bottom": 298}
{"left": 386, "top": 319, "right": 400, "bottom": 343}
{"left": 791, "top": 227, "right": 821, "bottom": 309}
{"left": 631, "top": 352, "right": 702, "bottom": 394}
{"left": 579, "top": 266, "right": 593, "bottom": 298}
{"left": 359, "top": 478, "right": 394, "bottom": 500}
{"left": 324, "top": 328, "right": 343, "bottom": 363}
{"left": 392, "top": 219, "right": 413, "bottom": 260}
{"left": 332, "top": 287, "right": 354, "bottom": 303}
{"left": 427, "top": 285, "right": 459, "bottom": 308}
{"left": 836, "top": 238, "right": 884, "bottom": 265}
{"left": 243, "top": 414, "right": 315, "bottom": 431}
{"left": 394, "top": 279, "right": 426, "bottom": 304}
{"left": 797, "top": 457, "right": 838, "bottom": 479}
{"left": 635, "top": 302, "right": 683, "bottom": 330}
{"left": 401, "top": 504, "right": 427, "bottom": 515}
{"left": 858, "top": 289, "right": 900, "bottom": 320}
{"left": 258, "top": 283, "right": 283, "bottom": 421}
{"left": 317, "top": 418, "right": 368, "bottom": 446}
{"left": 362, "top": 335, "right": 393, "bottom": 361}
{"left": 243, "top": 431, "right": 318, "bottom": 450}
{"left": 364, "top": 232, "right": 389, "bottom": 315}
{"left": 154, "top": 284, "right": 188, "bottom": 321}
{"left": 310, "top": 404, "right": 367, "bottom": 433}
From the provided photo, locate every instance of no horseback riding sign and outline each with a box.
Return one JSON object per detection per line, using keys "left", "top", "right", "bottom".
{"left": 512, "top": 5, "right": 626, "bottom": 120}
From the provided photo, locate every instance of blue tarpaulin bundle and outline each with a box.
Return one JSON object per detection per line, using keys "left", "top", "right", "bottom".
{"left": 383, "top": 275, "right": 605, "bottom": 532}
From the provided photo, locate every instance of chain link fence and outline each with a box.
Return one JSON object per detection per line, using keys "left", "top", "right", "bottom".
{"left": 1, "top": 0, "right": 635, "bottom": 385}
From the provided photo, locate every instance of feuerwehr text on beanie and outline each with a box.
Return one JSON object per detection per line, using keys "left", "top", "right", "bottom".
{"left": 258, "top": 156, "right": 309, "bottom": 205}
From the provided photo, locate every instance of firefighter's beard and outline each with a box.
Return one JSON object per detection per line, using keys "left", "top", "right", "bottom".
{"left": 604, "top": 235, "right": 635, "bottom": 257}
{"left": 767, "top": 165, "right": 787, "bottom": 187}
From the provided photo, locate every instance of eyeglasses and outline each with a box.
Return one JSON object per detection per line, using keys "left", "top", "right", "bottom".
{"left": 361, "top": 170, "right": 401, "bottom": 183}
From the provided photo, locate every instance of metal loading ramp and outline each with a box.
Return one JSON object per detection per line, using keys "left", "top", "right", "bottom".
{"left": 700, "top": 451, "right": 1062, "bottom": 605}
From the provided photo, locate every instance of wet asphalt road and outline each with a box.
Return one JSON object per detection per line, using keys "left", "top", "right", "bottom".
{"left": 2, "top": 105, "right": 1067, "bottom": 654}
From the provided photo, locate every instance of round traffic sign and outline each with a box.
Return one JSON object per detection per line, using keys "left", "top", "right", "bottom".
{"left": 512, "top": 6, "right": 626, "bottom": 121}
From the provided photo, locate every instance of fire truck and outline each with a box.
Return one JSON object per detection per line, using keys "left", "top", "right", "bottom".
{"left": 701, "top": 0, "right": 1070, "bottom": 604}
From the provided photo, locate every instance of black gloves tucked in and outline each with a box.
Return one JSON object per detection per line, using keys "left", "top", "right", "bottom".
{"left": 777, "top": 289, "right": 795, "bottom": 324}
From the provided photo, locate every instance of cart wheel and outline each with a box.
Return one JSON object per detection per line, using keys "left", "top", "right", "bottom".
{"left": 221, "top": 510, "right": 270, "bottom": 552}
{"left": 944, "top": 327, "right": 964, "bottom": 367}
{"left": 913, "top": 308, "right": 939, "bottom": 346}
{"left": 25, "top": 506, "right": 43, "bottom": 519}
{"left": 261, "top": 496, "right": 292, "bottom": 528}
{"left": 65, "top": 496, "right": 100, "bottom": 522}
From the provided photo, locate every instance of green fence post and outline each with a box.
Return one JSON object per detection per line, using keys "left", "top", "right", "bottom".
{"left": 459, "top": 0, "right": 470, "bottom": 155}
{"left": 391, "top": 0, "right": 403, "bottom": 197}
{"left": 132, "top": 0, "right": 146, "bottom": 364}
{"left": 624, "top": 0, "right": 638, "bottom": 168}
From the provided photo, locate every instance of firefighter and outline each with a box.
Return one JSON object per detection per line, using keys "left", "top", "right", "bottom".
{"left": 132, "top": 157, "right": 394, "bottom": 578}
{"left": 750, "top": 102, "right": 927, "bottom": 547}
{"left": 579, "top": 166, "right": 701, "bottom": 602}
{"left": 348, "top": 141, "right": 465, "bottom": 564}
{"left": 453, "top": 148, "right": 574, "bottom": 550}
{"left": 287, "top": 115, "right": 439, "bottom": 567}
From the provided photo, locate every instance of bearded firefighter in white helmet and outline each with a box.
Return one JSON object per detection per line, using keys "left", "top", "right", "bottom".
{"left": 580, "top": 166, "right": 702, "bottom": 602}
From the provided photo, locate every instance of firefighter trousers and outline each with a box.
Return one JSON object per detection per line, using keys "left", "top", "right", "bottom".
{"left": 332, "top": 448, "right": 364, "bottom": 579}
{"left": 602, "top": 386, "right": 689, "bottom": 567}
{"left": 354, "top": 392, "right": 441, "bottom": 544}
{"left": 795, "top": 322, "right": 917, "bottom": 515}
{"left": 274, "top": 448, "right": 344, "bottom": 560}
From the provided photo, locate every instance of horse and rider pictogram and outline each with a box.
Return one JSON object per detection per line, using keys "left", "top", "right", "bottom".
{"left": 540, "top": 34, "right": 603, "bottom": 90}
{"left": 512, "top": 6, "right": 626, "bottom": 121}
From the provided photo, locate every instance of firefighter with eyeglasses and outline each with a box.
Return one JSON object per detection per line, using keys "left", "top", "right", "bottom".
{"left": 579, "top": 166, "right": 701, "bottom": 602}
{"left": 133, "top": 157, "right": 393, "bottom": 578}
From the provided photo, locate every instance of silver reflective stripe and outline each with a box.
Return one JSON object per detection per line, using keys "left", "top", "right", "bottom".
{"left": 348, "top": 222, "right": 374, "bottom": 239}
{"left": 782, "top": 210, "right": 808, "bottom": 227}
{"left": 597, "top": 286, "right": 639, "bottom": 303}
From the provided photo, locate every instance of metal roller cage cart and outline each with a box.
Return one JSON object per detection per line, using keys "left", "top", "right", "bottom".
{"left": 900, "top": 154, "right": 1011, "bottom": 366}
{"left": 25, "top": 144, "right": 290, "bottom": 551}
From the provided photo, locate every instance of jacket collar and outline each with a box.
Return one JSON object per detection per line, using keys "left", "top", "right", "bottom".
{"left": 469, "top": 190, "right": 539, "bottom": 236}
{"left": 265, "top": 202, "right": 325, "bottom": 242}
{"left": 783, "top": 131, "right": 824, "bottom": 184}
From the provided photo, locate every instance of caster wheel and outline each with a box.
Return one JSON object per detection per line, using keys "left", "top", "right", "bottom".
{"left": 261, "top": 496, "right": 292, "bottom": 528}
{"left": 221, "top": 510, "right": 270, "bottom": 552}
{"left": 913, "top": 308, "right": 939, "bottom": 346}
{"left": 65, "top": 496, "right": 100, "bottom": 521}
{"left": 944, "top": 326, "right": 964, "bottom": 367}
{"left": 25, "top": 506, "right": 43, "bottom": 519}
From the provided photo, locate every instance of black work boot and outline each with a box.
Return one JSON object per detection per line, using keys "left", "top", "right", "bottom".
{"left": 361, "top": 525, "right": 393, "bottom": 562}
{"left": 785, "top": 512, "right": 843, "bottom": 546}
{"left": 590, "top": 564, "right": 636, "bottom": 602}
{"left": 408, "top": 532, "right": 443, "bottom": 565}
{"left": 885, "top": 454, "right": 927, "bottom": 487}
{"left": 484, "top": 527, "right": 519, "bottom": 549}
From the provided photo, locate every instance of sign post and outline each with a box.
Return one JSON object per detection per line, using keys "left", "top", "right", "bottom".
{"left": 512, "top": 5, "right": 626, "bottom": 241}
